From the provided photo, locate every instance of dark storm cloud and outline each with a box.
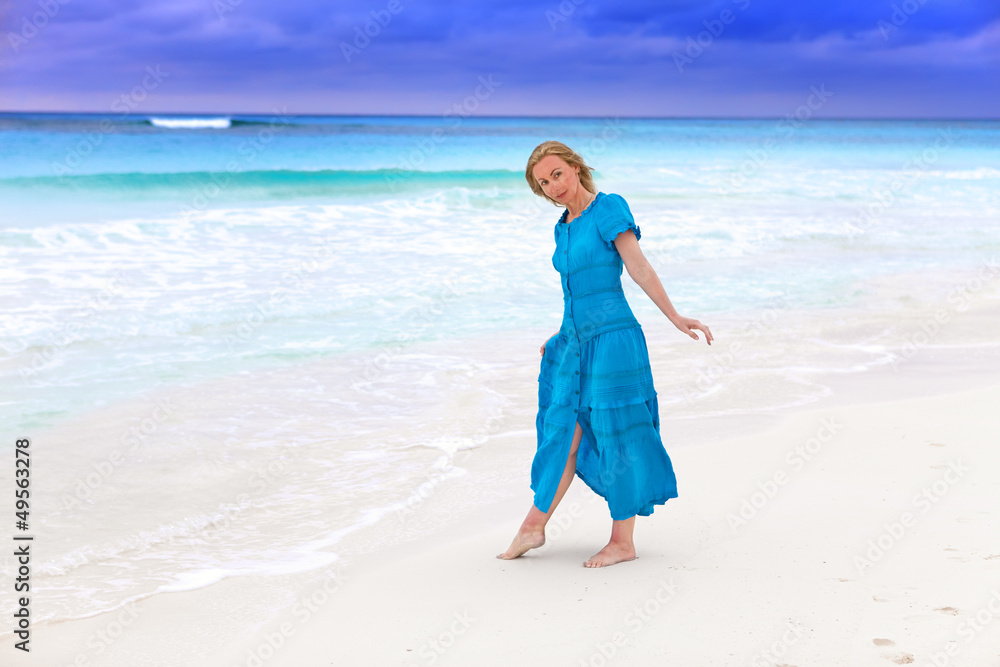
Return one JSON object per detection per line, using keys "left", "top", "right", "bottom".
{"left": 2, "top": 0, "right": 997, "bottom": 116}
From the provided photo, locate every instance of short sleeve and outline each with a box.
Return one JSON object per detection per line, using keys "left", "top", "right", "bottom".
{"left": 597, "top": 193, "right": 641, "bottom": 251}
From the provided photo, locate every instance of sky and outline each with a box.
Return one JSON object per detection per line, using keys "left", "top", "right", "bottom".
{"left": 1, "top": 0, "right": 998, "bottom": 118}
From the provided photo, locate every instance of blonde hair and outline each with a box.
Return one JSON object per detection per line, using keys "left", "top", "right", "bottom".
{"left": 525, "top": 140, "right": 596, "bottom": 207}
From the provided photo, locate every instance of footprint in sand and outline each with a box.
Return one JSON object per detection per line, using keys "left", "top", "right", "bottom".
{"left": 928, "top": 442, "right": 945, "bottom": 447}
{"left": 934, "top": 606, "right": 959, "bottom": 615}
{"left": 873, "top": 638, "right": 895, "bottom": 646}
{"left": 887, "top": 653, "right": 914, "bottom": 664}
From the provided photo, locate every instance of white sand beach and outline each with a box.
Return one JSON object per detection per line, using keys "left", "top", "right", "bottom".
{"left": 264, "top": 383, "right": 1000, "bottom": 667}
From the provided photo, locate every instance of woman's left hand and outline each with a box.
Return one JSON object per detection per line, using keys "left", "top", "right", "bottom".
{"left": 672, "top": 316, "right": 713, "bottom": 345}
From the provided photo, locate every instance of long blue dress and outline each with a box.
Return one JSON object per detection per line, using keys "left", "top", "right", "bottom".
{"left": 531, "top": 191, "right": 678, "bottom": 521}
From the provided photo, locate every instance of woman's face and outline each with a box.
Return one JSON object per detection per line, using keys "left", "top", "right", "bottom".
{"left": 532, "top": 154, "right": 581, "bottom": 204}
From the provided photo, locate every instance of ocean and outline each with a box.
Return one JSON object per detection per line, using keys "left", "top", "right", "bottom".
{"left": 1, "top": 113, "right": 999, "bottom": 630}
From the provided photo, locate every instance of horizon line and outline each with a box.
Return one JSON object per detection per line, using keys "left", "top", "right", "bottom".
{"left": 1, "top": 110, "right": 998, "bottom": 122}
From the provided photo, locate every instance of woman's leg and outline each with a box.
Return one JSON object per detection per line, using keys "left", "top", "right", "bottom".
{"left": 496, "top": 422, "right": 583, "bottom": 560}
{"left": 583, "top": 515, "right": 637, "bottom": 568}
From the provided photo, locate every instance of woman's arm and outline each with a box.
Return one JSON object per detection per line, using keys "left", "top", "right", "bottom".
{"left": 613, "top": 230, "right": 714, "bottom": 345}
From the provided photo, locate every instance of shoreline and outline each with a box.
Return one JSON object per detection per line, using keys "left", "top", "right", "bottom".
{"left": 13, "top": 255, "right": 1000, "bottom": 445}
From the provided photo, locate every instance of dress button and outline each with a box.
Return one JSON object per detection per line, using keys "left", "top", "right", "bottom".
{"left": 575, "top": 370, "right": 579, "bottom": 375}
{"left": 573, "top": 408, "right": 578, "bottom": 413}
{"left": 575, "top": 390, "right": 580, "bottom": 394}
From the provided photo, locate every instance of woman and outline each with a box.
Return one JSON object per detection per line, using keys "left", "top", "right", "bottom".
{"left": 497, "top": 141, "right": 713, "bottom": 568}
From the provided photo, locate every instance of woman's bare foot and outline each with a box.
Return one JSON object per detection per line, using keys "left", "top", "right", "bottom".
{"left": 496, "top": 528, "right": 545, "bottom": 560}
{"left": 498, "top": 428, "right": 582, "bottom": 561}
{"left": 583, "top": 541, "right": 636, "bottom": 568}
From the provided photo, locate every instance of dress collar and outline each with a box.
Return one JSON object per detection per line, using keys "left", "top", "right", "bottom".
{"left": 558, "top": 191, "right": 603, "bottom": 225}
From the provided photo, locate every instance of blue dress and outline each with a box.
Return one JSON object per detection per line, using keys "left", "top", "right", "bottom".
{"left": 531, "top": 191, "right": 678, "bottom": 521}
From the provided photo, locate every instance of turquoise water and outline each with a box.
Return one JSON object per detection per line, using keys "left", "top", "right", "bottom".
{"left": 2, "top": 113, "right": 999, "bottom": 433}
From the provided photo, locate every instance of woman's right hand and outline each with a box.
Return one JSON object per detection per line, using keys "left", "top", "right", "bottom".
{"left": 540, "top": 333, "right": 558, "bottom": 357}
